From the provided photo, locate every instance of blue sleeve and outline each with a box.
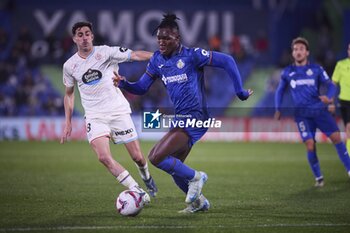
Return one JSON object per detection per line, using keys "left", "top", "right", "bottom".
{"left": 119, "top": 73, "right": 155, "bottom": 95}
{"left": 192, "top": 48, "right": 211, "bottom": 68}
{"left": 210, "top": 51, "right": 249, "bottom": 100}
{"left": 145, "top": 56, "right": 159, "bottom": 78}
{"left": 275, "top": 74, "right": 288, "bottom": 111}
{"left": 318, "top": 66, "right": 335, "bottom": 99}
{"left": 325, "top": 81, "right": 336, "bottom": 99}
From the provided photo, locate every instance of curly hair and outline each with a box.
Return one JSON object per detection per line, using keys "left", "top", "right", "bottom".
{"left": 153, "top": 13, "right": 180, "bottom": 35}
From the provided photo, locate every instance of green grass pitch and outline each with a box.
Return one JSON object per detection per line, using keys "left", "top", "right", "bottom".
{"left": 0, "top": 141, "right": 349, "bottom": 233}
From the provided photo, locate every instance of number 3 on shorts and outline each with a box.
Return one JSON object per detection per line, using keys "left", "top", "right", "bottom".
{"left": 86, "top": 122, "right": 91, "bottom": 132}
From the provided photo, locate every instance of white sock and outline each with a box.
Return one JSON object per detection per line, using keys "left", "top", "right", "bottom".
{"left": 116, "top": 170, "right": 138, "bottom": 189}
{"left": 136, "top": 162, "right": 151, "bottom": 180}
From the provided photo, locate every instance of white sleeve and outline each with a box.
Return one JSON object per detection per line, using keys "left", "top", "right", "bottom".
{"left": 63, "top": 63, "right": 75, "bottom": 87}
{"left": 109, "top": 46, "right": 132, "bottom": 63}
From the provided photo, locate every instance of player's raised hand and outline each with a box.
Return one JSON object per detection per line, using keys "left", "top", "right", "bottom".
{"left": 247, "top": 89, "right": 253, "bottom": 97}
{"left": 319, "top": 95, "right": 333, "bottom": 105}
{"left": 60, "top": 122, "right": 72, "bottom": 144}
{"left": 113, "top": 71, "right": 125, "bottom": 87}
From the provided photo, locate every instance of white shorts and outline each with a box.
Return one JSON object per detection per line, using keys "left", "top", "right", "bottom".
{"left": 85, "top": 114, "right": 138, "bottom": 144}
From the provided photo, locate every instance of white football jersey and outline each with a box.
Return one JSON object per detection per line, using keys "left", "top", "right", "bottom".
{"left": 63, "top": 45, "right": 132, "bottom": 118}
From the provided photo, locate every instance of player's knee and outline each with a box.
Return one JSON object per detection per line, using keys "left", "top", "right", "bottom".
{"left": 331, "top": 137, "right": 342, "bottom": 145}
{"left": 148, "top": 148, "right": 160, "bottom": 166}
{"left": 329, "top": 132, "right": 342, "bottom": 144}
{"left": 98, "top": 153, "right": 112, "bottom": 166}
{"left": 305, "top": 141, "right": 315, "bottom": 151}
{"left": 148, "top": 153, "right": 157, "bottom": 166}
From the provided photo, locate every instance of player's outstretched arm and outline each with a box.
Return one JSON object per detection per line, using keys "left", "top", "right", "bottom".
{"left": 61, "top": 86, "right": 74, "bottom": 144}
{"left": 274, "top": 77, "right": 287, "bottom": 120}
{"left": 130, "top": 51, "right": 153, "bottom": 61}
{"left": 210, "top": 51, "right": 252, "bottom": 100}
{"left": 113, "top": 71, "right": 155, "bottom": 95}
{"left": 319, "top": 81, "right": 336, "bottom": 104}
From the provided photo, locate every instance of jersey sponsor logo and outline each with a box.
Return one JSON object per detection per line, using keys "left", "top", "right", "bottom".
{"left": 290, "top": 79, "right": 315, "bottom": 89}
{"left": 161, "top": 73, "right": 188, "bottom": 85}
{"left": 176, "top": 59, "right": 185, "bottom": 69}
{"left": 119, "top": 47, "right": 128, "bottom": 52}
{"left": 158, "top": 64, "right": 164, "bottom": 69}
{"left": 114, "top": 128, "right": 134, "bottom": 136}
{"left": 82, "top": 69, "right": 102, "bottom": 85}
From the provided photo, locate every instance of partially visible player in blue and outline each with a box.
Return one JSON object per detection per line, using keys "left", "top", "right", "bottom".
{"left": 113, "top": 14, "right": 253, "bottom": 213}
{"left": 274, "top": 37, "right": 350, "bottom": 187}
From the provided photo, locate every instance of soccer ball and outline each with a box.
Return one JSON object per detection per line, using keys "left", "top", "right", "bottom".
{"left": 115, "top": 190, "right": 144, "bottom": 216}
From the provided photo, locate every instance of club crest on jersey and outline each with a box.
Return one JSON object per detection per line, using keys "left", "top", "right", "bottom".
{"left": 82, "top": 69, "right": 102, "bottom": 85}
{"left": 176, "top": 59, "right": 185, "bottom": 69}
{"left": 306, "top": 69, "right": 313, "bottom": 76}
{"left": 95, "top": 53, "right": 102, "bottom": 60}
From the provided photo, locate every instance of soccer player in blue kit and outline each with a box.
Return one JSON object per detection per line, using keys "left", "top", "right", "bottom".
{"left": 113, "top": 14, "right": 253, "bottom": 213}
{"left": 274, "top": 37, "right": 350, "bottom": 187}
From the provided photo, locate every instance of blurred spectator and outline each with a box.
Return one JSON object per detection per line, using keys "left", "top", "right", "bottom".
{"left": 60, "top": 32, "right": 75, "bottom": 62}
{"left": 14, "top": 26, "right": 33, "bottom": 58}
{"left": 239, "top": 35, "right": 254, "bottom": 56}
{"left": 278, "top": 49, "right": 292, "bottom": 68}
{"left": 0, "top": 28, "right": 10, "bottom": 60}
{"left": 254, "top": 30, "right": 268, "bottom": 53}
{"left": 230, "top": 35, "right": 243, "bottom": 60}
{"left": 209, "top": 35, "right": 221, "bottom": 51}
{"left": 93, "top": 32, "right": 106, "bottom": 46}
{"left": 314, "top": 25, "right": 335, "bottom": 74}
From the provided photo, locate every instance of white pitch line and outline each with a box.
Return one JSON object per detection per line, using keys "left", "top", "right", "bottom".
{"left": 1, "top": 223, "right": 350, "bottom": 232}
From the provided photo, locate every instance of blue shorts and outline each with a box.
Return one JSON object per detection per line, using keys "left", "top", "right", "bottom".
{"left": 183, "top": 126, "right": 208, "bottom": 147}
{"left": 295, "top": 111, "right": 339, "bottom": 142}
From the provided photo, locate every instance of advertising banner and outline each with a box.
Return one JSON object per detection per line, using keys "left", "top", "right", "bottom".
{"left": 1, "top": 117, "right": 343, "bottom": 142}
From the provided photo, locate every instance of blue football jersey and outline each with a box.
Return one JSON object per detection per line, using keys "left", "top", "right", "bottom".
{"left": 146, "top": 45, "right": 212, "bottom": 120}
{"left": 281, "top": 63, "right": 331, "bottom": 111}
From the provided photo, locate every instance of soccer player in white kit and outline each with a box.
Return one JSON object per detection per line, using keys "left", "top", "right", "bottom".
{"left": 60, "top": 21, "right": 157, "bottom": 200}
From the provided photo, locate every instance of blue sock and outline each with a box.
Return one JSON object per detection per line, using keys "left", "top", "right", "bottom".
{"left": 172, "top": 175, "right": 188, "bottom": 193}
{"left": 335, "top": 142, "right": 350, "bottom": 172}
{"left": 307, "top": 150, "right": 322, "bottom": 179}
{"left": 157, "top": 156, "right": 195, "bottom": 180}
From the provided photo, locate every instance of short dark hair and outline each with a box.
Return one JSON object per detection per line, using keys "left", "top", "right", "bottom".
{"left": 291, "top": 37, "right": 309, "bottom": 51}
{"left": 153, "top": 13, "right": 180, "bottom": 35}
{"left": 72, "top": 21, "right": 93, "bottom": 35}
